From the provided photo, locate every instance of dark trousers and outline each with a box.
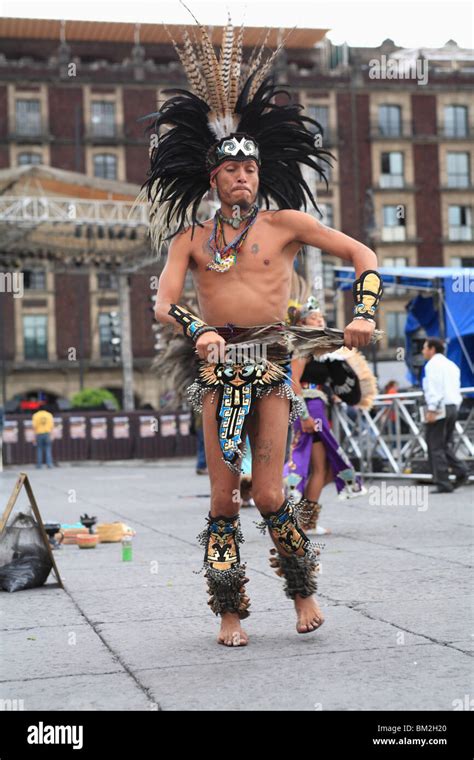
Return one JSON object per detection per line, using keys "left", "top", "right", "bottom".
{"left": 425, "top": 404, "right": 468, "bottom": 490}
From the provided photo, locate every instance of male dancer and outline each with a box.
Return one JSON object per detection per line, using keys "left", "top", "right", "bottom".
{"left": 141, "top": 16, "right": 383, "bottom": 646}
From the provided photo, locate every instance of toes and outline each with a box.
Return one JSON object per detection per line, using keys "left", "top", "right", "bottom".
{"left": 219, "top": 630, "right": 248, "bottom": 646}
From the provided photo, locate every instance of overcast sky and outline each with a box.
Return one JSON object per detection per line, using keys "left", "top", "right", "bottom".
{"left": 0, "top": 0, "right": 472, "bottom": 48}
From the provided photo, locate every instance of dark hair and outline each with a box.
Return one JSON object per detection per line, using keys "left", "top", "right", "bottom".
{"left": 424, "top": 338, "right": 445, "bottom": 354}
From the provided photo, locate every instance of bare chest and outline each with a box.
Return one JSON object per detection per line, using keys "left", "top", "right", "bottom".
{"left": 189, "top": 219, "right": 299, "bottom": 280}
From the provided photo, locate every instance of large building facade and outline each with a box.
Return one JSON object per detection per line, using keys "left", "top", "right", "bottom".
{"left": 0, "top": 18, "right": 473, "bottom": 408}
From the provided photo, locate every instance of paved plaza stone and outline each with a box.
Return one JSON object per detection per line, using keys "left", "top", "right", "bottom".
{"left": 0, "top": 460, "right": 472, "bottom": 711}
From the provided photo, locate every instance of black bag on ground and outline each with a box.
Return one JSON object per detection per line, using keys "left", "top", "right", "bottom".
{"left": 0, "top": 512, "right": 53, "bottom": 593}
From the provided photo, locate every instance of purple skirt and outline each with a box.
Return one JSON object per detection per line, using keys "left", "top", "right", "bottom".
{"left": 283, "top": 397, "right": 363, "bottom": 500}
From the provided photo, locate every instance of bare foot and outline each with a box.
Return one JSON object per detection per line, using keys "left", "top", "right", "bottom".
{"left": 217, "top": 612, "right": 249, "bottom": 647}
{"left": 294, "top": 594, "right": 325, "bottom": 634}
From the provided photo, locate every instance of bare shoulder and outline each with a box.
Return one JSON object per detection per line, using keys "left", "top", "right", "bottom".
{"left": 265, "top": 208, "right": 323, "bottom": 233}
{"left": 266, "top": 208, "right": 330, "bottom": 244}
{"left": 168, "top": 221, "right": 211, "bottom": 255}
{"left": 267, "top": 209, "right": 306, "bottom": 225}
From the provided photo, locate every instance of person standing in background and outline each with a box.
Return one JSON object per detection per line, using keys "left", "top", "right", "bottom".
{"left": 32, "top": 405, "right": 54, "bottom": 469}
{"left": 383, "top": 380, "right": 399, "bottom": 447}
{"left": 422, "top": 338, "right": 469, "bottom": 493}
{"left": 191, "top": 409, "right": 208, "bottom": 475}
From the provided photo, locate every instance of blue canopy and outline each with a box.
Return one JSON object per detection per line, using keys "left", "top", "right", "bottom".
{"left": 334, "top": 266, "right": 474, "bottom": 388}
{"left": 334, "top": 266, "right": 474, "bottom": 295}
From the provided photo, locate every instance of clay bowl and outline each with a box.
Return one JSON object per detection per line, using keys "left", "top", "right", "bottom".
{"left": 77, "top": 534, "right": 99, "bottom": 549}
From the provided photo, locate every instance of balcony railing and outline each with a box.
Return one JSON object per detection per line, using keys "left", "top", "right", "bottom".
{"left": 439, "top": 125, "right": 474, "bottom": 139}
{"left": 378, "top": 175, "right": 405, "bottom": 189}
{"left": 381, "top": 226, "right": 407, "bottom": 242}
{"left": 447, "top": 226, "right": 474, "bottom": 242}
{"left": 370, "top": 122, "right": 413, "bottom": 139}
{"left": 84, "top": 123, "right": 125, "bottom": 142}
{"left": 371, "top": 123, "right": 474, "bottom": 140}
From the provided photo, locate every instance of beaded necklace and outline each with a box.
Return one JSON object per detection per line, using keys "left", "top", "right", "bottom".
{"left": 206, "top": 205, "right": 259, "bottom": 273}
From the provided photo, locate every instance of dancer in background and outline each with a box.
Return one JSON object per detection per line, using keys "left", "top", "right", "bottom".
{"left": 284, "top": 297, "right": 377, "bottom": 534}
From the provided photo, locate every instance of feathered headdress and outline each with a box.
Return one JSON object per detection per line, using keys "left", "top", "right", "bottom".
{"left": 286, "top": 296, "right": 322, "bottom": 326}
{"left": 137, "top": 5, "right": 334, "bottom": 253}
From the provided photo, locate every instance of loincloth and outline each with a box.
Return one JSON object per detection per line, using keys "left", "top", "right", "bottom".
{"left": 187, "top": 325, "right": 304, "bottom": 473}
{"left": 156, "top": 320, "right": 380, "bottom": 473}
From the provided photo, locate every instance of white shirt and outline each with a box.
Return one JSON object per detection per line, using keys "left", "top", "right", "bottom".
{"left": 422, "top": 353, "right": 462, "bottom": 410}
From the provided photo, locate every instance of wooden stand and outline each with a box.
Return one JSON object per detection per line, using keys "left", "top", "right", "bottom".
{"left": 0, "top": 472, "right": 63, "bottom": 588}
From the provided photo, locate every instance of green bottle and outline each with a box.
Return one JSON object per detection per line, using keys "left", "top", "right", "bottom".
{"left": 122, "top": 535, "right": 133, "bottom": 561}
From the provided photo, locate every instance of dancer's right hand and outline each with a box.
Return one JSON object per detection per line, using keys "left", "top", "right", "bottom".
{"left": 195, "top": 331, "right": 227, "bottom": 363}
{"left": 301, "top": 416, "right": 316, "bottom": 433}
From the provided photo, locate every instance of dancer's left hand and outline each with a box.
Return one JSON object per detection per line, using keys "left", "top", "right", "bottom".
{"left": 344, "top": 318, "right": 375, "bottom": 349}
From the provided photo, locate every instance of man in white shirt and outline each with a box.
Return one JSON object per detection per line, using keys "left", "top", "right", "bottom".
{"left": 422, "top": 338, "right": 469, "bottom": 493}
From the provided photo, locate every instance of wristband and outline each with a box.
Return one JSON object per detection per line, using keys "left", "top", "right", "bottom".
{"left": 193, "top": 325, "right": 219, "bottom": 342}
{"left": 168, "top": 304, "right": 216, "bottom": 343}
{"left": 353, "top": 270, "right": 383, "bottom": 321}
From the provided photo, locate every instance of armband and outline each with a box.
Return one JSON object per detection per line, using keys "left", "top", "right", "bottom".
{"left": 352, "top": 270, "right": 383, "bottom": 321}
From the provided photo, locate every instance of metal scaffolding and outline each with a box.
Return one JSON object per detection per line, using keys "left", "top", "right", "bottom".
{"left": 0, "top": 195, "right": 149, "bottom": 227}
{"left": 332, "top": 388, "right": 474, "bottom": 480}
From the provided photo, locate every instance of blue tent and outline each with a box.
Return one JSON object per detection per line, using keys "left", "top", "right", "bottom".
{"left": 334, "top": 266, "right": 474, "bottom": 389}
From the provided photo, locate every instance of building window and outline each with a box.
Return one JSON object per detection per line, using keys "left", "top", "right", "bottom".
{"left": 448, "top": 205, "right": 472, "bottom": 241}
{"left": 99, "top": 312, "right": 121, "bottom": 358}
{"left": 383, "top": 257, "right": 408, "bottom": 294}
{"left": 17, "top": 152, "right": 42, "bottom": 166}
{"left": 319, "top": 203, "right": 334, "bottom": 227}
{"left": 380, "top": 152, "right": 404, "bottom": 187}
{"left": 386, "top": 312, "right": 406, "bottom": 348}
{"left": 378, "top": 105, "right": 401, "bottom": 137}
{"left": 23, "top": 269, "right": 46, "bottom": 290}
{"left": 91, "top": 101, "right": 116, "bottom": 138}
{"left": 316, "top": 161, "right": 332, "bottom": 185}
{"left": 382, "top": 205, "right": 406, "bottom": 241}
{"left": 451, "top": 256, "right": 474, "bottom": 267}
{"left": 447, "top": 152, "right": 470, "bottom": 188}
{"left": 444, "top": 105, "right": 468, "bottom": 137}
{"left": 383, "top": 256, "right": 408, "bottom": 268}
{"left": 23, "top": 315, "right": 48, "bottom": 359}
{"left": 323, "top": 261, "right": 335, "bottom": 289}
{"left": 93, "top": 153, "right": 117, "bottom": 180}
{"left": 15, "top": 99, "right": 41, "bottom": 137}
{"left": 97, "top": 272, "right": 119, "bottom": 290}
{"left": 307, "top": 104, "right": 330, "bottom": 143}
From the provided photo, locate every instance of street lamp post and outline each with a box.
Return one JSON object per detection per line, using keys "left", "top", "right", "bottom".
{"left": 118, "top": 272, "right": 135, "bottom": 411}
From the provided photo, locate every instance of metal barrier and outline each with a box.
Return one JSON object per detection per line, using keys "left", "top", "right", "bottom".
{"left": 3, "top": 392, "right": 473, "bottom": 478}
{"left": 1, "top": 410, "right": 197, "bottom": 467}
{"left": 332, "top": 387, "right": 474, "bottom": 479}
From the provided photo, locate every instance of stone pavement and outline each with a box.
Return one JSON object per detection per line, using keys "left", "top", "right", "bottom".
{"left": 0, "top": 460, "right": 472, "bottom": 711}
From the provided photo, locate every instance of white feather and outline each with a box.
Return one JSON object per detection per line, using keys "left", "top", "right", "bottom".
{"left": 208, "top": 113, "right": 239, "bottom": 138}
